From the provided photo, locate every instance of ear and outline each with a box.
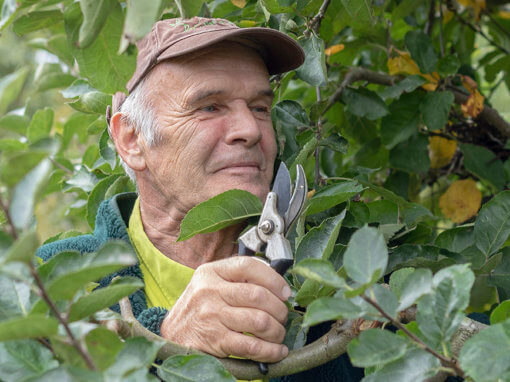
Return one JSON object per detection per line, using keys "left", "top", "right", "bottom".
{"left": 109, "top": 113, "right": 147, "bottom": 172}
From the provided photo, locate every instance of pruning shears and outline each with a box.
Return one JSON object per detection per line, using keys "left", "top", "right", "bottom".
{"left": 238, "top": 162, "right": 308, "bottom": 275}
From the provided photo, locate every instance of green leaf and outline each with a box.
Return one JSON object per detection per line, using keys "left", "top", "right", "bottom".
{"left": 105, "top": 337, "right": 162, "bottom": 379}
{"left": 178, "top": 189, "right": 262, "bottom": 241}
{"left": 295, "top": 34, "right": 327, "bottom": 86}
{"left": 295, "top": 279, "right": 321, "bottom": 307}
{"left": 343, "top": 225, "right": 388, "bottom": 285}
{"left": 86, "top": 174, "right": 121, "bottom": 230}
{"left": 461, "top": 143, "right": 506, "bottom": 191}
{"left": 62, "top": 166, "right": 98, "bottom": 193}
{"left": 41, "top": 241, "right": 137, "bottom": 300}
{"left": 0, "top": 340, "right": 58, "bottom": 382}
{"left": 0, "top": 315, "right": 58, "bottom": 341}
{"left": 459, "top": 320, "right": 510, "bottom": 382}
{"left": 305, "top": 181, "right": 363, "bottom": 216}
{"left": 105, "top": 175, "right": 135, "bottom": 199}
{"left": 388, "top": 267, "right": 414, "bottom": 296}
{"left": 487, "top": 247, "right": 510, "bottom": 291}
{"left": 283, "top": 314, "right": 308, "bottom": 350}
{"left": 340, "top": 87, "right": 388, "bottom": 120}
{"left": 0, "top": 0, "right": 18, "bottom": 30}
{"left": 85, "top": 327, "right": 124, "bottom": 371}
{"left": 357, "top": 180, "right": 432, "bottom": 225}
{"left": 319, "top": 133, "right": 348, "bottom": 154}
{"left": 390, "top": 133, "right": 430, "bottom": 174}
{"left": 65, "top": 2, "right": 136, "bottom": 93}
{"left": 99, "top": 127, "right": 116, "bottom": 169}
{"left": 347, "top": 329, "right": 408, "bottom": 367}
{"left": 295, "top": 211, "right": 346, "bottom": 263}
{"left": 363, "top": 348, "right": 440, "bottom": 382}
{"left": 437, "top": 55, "right": 460, "bottom": 77}
{"left": 340, "top": 0, "right": 373, "bottom": 24}
{"left": 396, "top": 268, "right": 432, "bottom": 311}
{"left": 0, "top": 114, "right": 29, "bottom": 135}
{"left": 61, "top": 79, "right": 96, "bottom": 99}
{"left": 2, "top": 229, "right": 39, "bottom": 264}
{"left": 68, "top": 91, "right": 112, "bottom": 114}
{"left": 405, "top": 30, "right": 438, "bottom": 74}
{"left": 272, "top": 100, "right": 309, "bottom": 161}
{"left": 474, "top": 191, "right": 510, "bottom": 257}
{"left": 173, "top": 0, "right": 203, "bottom": 18}
{"left": 25, "top": 366, "right": 102, "bottom": 382}
{"left": 0, "top": 67, "right": 29, "bottom": 115}
{"left": 27, "top": 108, "right": 54, "bottom": 143}
{"left": 120, "top": 0, "right": 162, "bottom": 53}
{"left": 417, "top": 264, "right": 474, "bottom": 347}
{"left": 419, "top": 91, "right": 454, "bottom": 131}
{"left": 292, "top": 259, "right": 347, "bottom": 289}
{"left": 379, "top": 75, "right": 425, "bottom": 100}
{"left": 157, "top": 354, "right": 236, "bottom": 382}
{"left": 490, "top": 300, "right": 510, "bottom": 325}
{"left": 68, "top": 277, "right": 143, "bottom": 322}
{"left": 387, "top": 244, "right": 456, "bottom": 273}
{"left": 289, "top": 135, "right": 318, "bottom": 176}
{"left": 367, "top": 284, "right": 398, "bottom": 320}
{"left": 78, "top": 0, "right": 116, "bottom": 48}
{"left": 303, "top": 295, "right": 365, "bottom": 327}
{"left": 12, "top": 10, "right": 62, "bottom": 35}
{"left": 0, "top": 275, "right": 32, "bottom": 320}
{"left": 381, "top": 92, "right": 422, "bottom": 149}
{"left": 435, "top": 226, "right": 474, "bottom": 253}
{"left": 10, "top": 159, "right": 52, "bottom": 230}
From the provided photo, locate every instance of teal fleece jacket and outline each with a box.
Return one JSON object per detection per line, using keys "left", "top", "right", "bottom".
{"left": 36, "top": 192, "right": 364, "bottom": 382}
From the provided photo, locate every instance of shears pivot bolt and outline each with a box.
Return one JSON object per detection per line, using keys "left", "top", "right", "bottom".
{"left": 259, "top": 220, "right": 274, "bottom": 234}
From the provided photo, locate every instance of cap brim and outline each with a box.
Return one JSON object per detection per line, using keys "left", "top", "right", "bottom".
{"left": 156, "top": 27, "right": 304, "bottom": 76}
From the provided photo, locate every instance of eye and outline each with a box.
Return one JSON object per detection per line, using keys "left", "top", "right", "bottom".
{"left": 201, "top": 105, "right": 218, "bottom": 112}
{"left": 252, "top": 106, "right": 270, "bottom": 114}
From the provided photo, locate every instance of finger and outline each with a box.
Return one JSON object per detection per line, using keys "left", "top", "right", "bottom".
{"left": 221, "top": 282, "right": 288, "bottom": 324}
{"left": 213, "top": 256, "right": 292, "bottom": 301}
{"left": 219, "top": 306, "right": 286, "bottom": 343}
{"left": 222, "top": 331, "right": 289, "bottom": 363}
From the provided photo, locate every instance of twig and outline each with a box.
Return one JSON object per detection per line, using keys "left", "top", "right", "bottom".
{"left": 30, "top": 264, "right": 97, "bottom": 370}
{"left": 361, "top": 294, "right": 465, "bottom": 378}
{"left": 425, "top": 0, "right": 436, "bottom": 36}
{"left": 455, "top": 13, "right": 509, "bottom": 55}
{"left": 484, "top": 10, "right": 510, "bottom": 40}
{"left": 309, "top": 0, "right": 331, "bottom": 34}
{"left": 324, "top": 67, "right": 510, "bottom": 138}
{"left": 315, "top": 87, "right": 323, "bottom": 187}
{"left": 439, "top": 0, "right": 445, "bottom": 57}
{"left": 0, "top": 195, "right": 17, "bottom": 240}
{"left": 49, "top": 157, "right": 73, "bottom": 175}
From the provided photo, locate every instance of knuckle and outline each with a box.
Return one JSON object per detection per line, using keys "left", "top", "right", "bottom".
{"left": 246, "top": 339, "right": 262, "bottom": 357}
{"left": 252, "top": 312, "right": 271, "bottom": 333}
{"left": 247, "top": 286, "right": 266, "bottom": 305}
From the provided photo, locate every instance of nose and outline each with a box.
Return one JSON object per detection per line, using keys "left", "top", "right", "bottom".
{"left": 224, "top": 102, "right": 263, "bottom": 147}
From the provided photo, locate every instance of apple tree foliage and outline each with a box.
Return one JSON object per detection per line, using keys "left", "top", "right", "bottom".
{"left": 0, "top": 0, "right": 510, "bottom": 380}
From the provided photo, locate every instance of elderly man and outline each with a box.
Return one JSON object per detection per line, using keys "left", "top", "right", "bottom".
{"left": 38, "top": 17, "right": 362, "bottom": 381}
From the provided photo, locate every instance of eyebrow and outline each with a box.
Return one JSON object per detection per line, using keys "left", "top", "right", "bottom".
{"left": 187, "top": 88, "right": 275, "bottom": 106}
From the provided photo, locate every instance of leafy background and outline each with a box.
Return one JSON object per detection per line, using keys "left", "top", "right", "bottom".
{"left": 0, "top": 0, "right": 509, "bottom": 380}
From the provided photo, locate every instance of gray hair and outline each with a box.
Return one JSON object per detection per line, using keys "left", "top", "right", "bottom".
{"left": 117, "top": 76, "right": 161, "bottom": 181}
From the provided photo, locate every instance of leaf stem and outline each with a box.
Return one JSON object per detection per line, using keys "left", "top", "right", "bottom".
{"left": 0, "top": 195, "right": 18, "bottom": 240}
{"left": 29, "top": 264, "right": 97, "bottom": 370}
{"left": 314, "top": 87, "right": 323, "bottom": 187}
{"left": 360, "top": 294, "right": 465, "bottom": 378}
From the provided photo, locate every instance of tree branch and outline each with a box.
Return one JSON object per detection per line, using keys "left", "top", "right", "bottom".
{"left": 0, "top": 195, "right": 18, "bottom": 240}
{"left": 115, "top": 296, "right": 488, "bottom": 380}
{"left": 455, "top": 13, "right": 509, "bottom": 55}
{"left": 325, "top": 67, "right": 510, "bottom": 138}
{"left": 309, "top": 0, "right": 331, "bottom": 34}
{"left": 116, "top": 296, "right": 358, "bottom": 380}
{"left": 30, "top": 264, "right": 97, "bottom": 370}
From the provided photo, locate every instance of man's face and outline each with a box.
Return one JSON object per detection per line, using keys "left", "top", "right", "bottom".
{"left": 138, "top": 43, "right": 278, "bottom": 211}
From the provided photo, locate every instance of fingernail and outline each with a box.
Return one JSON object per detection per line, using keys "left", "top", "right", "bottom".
{"left": 282, "top": 285, "right": 291, "bottom": 300}
{"left": 281, "top": 346, "right": 289, "bottom": 357}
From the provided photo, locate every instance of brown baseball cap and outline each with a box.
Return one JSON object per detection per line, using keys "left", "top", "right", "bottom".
{"left": 127, "top": 17, "right": 305, "bottom": 94}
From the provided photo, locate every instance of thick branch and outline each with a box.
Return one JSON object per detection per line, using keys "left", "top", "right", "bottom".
{"left": 117, "top": 297, "right": 357, "bottom": 380}
{"left": 326, "top": 67, "right": 510, "bottom": 138}
{"left": 115, "top": 296, "right": 488, "bottom": 380}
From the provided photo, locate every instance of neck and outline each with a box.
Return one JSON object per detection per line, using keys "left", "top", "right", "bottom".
{"left": 138, "top": 195, "right": 243, "bottom": 269}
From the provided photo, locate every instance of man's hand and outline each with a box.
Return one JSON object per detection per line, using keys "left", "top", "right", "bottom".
{"left": 160, "top": 256, "right": 291, "bottom": 362}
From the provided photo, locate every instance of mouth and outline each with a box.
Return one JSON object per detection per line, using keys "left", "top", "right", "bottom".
{"left": 217, "top": 162, "right": 262, "bottom": 173}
